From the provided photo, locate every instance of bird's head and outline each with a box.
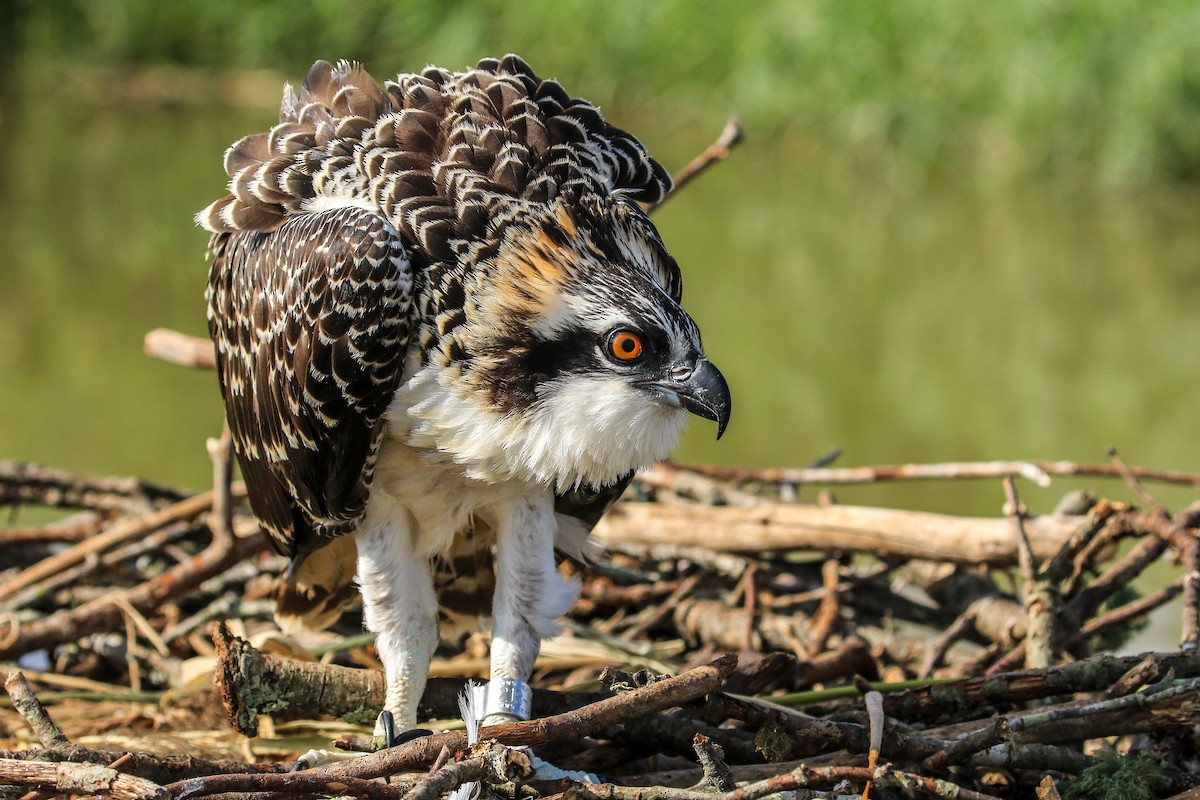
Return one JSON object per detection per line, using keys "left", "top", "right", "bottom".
{"left": 421, "top": 191, "right": 730, "bottom": 489}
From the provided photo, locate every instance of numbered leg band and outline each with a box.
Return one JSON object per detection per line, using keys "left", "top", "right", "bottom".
{"left": 473, "top": 678, "right": 533, "bottom": 721}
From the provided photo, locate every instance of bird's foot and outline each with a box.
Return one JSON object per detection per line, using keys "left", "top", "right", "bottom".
{"left": 291, "top": 711, "right": 433, "bottom": 771}
{"left": 473, "top": 680, "right": 603, "bottom": 784}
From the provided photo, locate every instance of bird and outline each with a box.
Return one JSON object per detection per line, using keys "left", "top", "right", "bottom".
{"left": 198, "top": 54, "right": 731, "bottom": 747}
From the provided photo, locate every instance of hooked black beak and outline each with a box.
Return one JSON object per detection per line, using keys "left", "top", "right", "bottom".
{"left": 650, "top": 358, "right": 732, "bottom": 439}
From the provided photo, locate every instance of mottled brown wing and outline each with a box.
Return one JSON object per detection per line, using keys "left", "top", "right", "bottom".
{"left": 206, "top": 206, "right": 414, "bottom": 560}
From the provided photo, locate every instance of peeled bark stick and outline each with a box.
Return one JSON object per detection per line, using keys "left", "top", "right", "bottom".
{"left": 593, "top": 502, "right": 1084, "bottom": 567}
{"left": 143, "top": 327, "right": 217, "bottom": 370}
{"left": 310, "top": 654, "right": 738, "bottom": 782}
{"left": 675, "top": 459, "right": 1200, "bottom": 491}
{"left": 0, "top": 759, "right": 168, "bottom": 800}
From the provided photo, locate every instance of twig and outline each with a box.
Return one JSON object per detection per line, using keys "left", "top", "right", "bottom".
{"left": 0, "top": 746, "right": 281, "bottom": 787}
{"left": 1183, "top": 534, "right": 1200, "bottom": 651}
{"left": 1102, "top": 653, "right": 1161, "bottom": 700}
{"left": 673, "top": 458, "right": 1200, "bottom": 490}
{"left": 0, "top": 758, "right": 168, "bottom": 800}
{"left": 315, "top": 655, "right": 737, "bottom": 781}
{"left": 594, "top": 501, "right": 1085, "bottom": 566}
{"left": 4, "top": 672, "right": 69, "bottom": 748}
{"left": 922, "top": 717, "right": 1009, "bottom": 772}
{"left": 1106, "top": 445, "right": 1169, "bottom": 516}
{"left": 692, "top": 734, "right": 736, "bottom": 792}
{"left": 168, "top": 771, "right": 407, "bottom": 799}
{"left": 0, "top": 510, "right": 264, "bottom": 661}
{"left": 883, "top": 649, "right": 1200, "bottom": 721}
{"left": 404, "top": 741, "right": 533, "bottom": 800}
{"left": 0, "top": 489, "right": 231, "bottom": 603}
{"left": 648, "top": 116, "right": 744, "bottom": 214}
{"left": 143, "top": 327, "right": 216, "bottom": 370}
{"left": 807, "top": 559, "right": 842, "bottom": 654}
{"left": 1004, "top": 476, "right": 1057, "bottom": 669}
{"left": 1065, "top": 577, "right": 1184, "bottom": 650}
{"left": 0, "top": 461, "right": 184, "bottom": 513}
{"left": 919, "top": 608, "right": 977, "bottom": 678}
{"left": 739, "top": 565, "right": 758, "bottom": 652}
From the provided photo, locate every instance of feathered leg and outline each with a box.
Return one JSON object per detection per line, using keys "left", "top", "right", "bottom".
{"left": 485, "top": 496, "right": 579, "bottom": 725}
{"left": 356, "top": 494, "right": 438, "bottom": 732}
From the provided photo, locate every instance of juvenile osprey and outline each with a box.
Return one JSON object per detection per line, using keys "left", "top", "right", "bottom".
{"left": 200, "top": 55, "right": 730, "bottom": 741}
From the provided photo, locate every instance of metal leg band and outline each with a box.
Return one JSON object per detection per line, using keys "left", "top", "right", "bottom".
{"left": 472, "top": 678, "right": 533, "bottom": 721}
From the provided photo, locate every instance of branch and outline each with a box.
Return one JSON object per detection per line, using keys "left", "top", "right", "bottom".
{"left": 647, "top": 116, "right": 744, "bottom": 214}
{"left": 0, "top": 759, "right": 168, "bottom": 800}
{"left": 672, "top": 458, "right": 1200, "bottom": 490}
{"left": 594, "top": 501, "right": 1084, "bottom": 566}
{"left": 143, "top": 327, "right": 215, "bottom": 370}
{"left": 312, "top": 654, "right": 737, "bottom": 782}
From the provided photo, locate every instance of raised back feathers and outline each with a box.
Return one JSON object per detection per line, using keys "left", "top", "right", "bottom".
{"left": 198, "top": 55, "right": 673, "bottom": 264}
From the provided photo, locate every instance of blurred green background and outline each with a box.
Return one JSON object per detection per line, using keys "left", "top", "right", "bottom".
{"left": 2, "top": 0, "right": 1200, "bottom": 527}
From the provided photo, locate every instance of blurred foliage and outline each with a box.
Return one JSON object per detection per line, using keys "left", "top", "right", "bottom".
{"left": 3, "top": 0, "right": 1200, "bottom": 187}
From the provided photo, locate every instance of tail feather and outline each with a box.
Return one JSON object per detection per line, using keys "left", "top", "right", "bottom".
{"left": 274, "top": 534, "right": 360, "bottom": 634}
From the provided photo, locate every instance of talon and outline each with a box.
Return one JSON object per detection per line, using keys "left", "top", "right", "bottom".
{"left": 377, "top": 710, "right": 396, "bottom": 749}
{"left": 392, "top": 728, "right": 434, "bottom": 746}
{"left": 291, "top": 749, "right": 322, "bottom": 771}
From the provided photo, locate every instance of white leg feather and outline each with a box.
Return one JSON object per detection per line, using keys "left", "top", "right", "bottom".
{"left": 489, "top": 497, "right": 577, "bottom": 695}
{"left": 485, "top": 496, "right": 579, "bottom": 730}
{"left": 356, "top": 494, "right": 438, "bottom": 731}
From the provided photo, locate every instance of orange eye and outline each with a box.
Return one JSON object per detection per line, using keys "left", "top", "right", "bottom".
{"left": 609, "top": 330, "right": 644, "bottom": 362}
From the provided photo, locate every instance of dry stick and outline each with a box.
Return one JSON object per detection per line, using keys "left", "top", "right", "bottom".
{"left": 919, "top": 608, "right": 977, "bottom": 678}
{"left": 739, "top": 565, "right": 758, "bottom": 652}
{"left": 1004, "top": 477, "right": 1057, "bottom": 669}
{"left": 673, "top": 458, "right": 1200, "bottom": 491}
{"left": 1102, "top": 654, "right": 1161, "bottom": 700}
{"left": 988, "top": 510, "right": 1183, "bottom": 675}
{"left": 561, "top": 764, "right": 1004, "bottom": 800}
{"left": 0, "top": 759, "right": 168, "bottom": 800}
{"left": 922, "top": 717, "right": 1010, "bottom": 774}
{"left": 1182, "top": 533, "right": 1200, "bottom": 651}
{"left": 1065, "top": 577, "right": 1185, "bottom": 651}
{"left": 321, "top": 654, "right": 737, "bottom": 780}
{"left": 646, "top": 116, "right": 744, "bottom": 214}
{"left": 405, "top": 741, "right": 533, "bottom": 800}
{"left": 0, "top": 490, "right": 226, "bottom": 602}
{"left": 594, "top": 502, "right": 1084, "bottom": 567}
{"left": 0, "top": 516, "right": 106, "bottom": 546}
{"left": 638, "top": 463, "right": 762, "bottom": 507}
{"left": 172, "top": 655, "right": 737, "bottom": 796}
{"left": 883, "top": 649, "right": 1200, "bottom": 721}
{"left": 0, "top": 747, "right": 282, "bottom": 787}
{"left": 4, "top": 672, "right": 69, "bottom": 748}
{"left": 0, "top": 529, "right": 263, "bottom": 661}
{"left": 1008, "top": 675, "right": 1200, "bottom": 736}
{"left": 692, "top": 734, "right": 736, "bottom": 793}
{"left": 0, "top": 460, "right": 184, "bottom": 513}
{"left": 144, "top": 327, "right": 216, "bottom": 370}
{"left": 807, "top": 559, "right": 842, "bottom": 654}
{"left": 1106, "top": 445, "right": 1169, "bottom": 517}
{"left": 168, "top": 771, "right": 406, "bottom": 800}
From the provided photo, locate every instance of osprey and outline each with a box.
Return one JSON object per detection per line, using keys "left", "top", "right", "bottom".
{"left": 200, "top": 55, "right": 731, "bottom": 743}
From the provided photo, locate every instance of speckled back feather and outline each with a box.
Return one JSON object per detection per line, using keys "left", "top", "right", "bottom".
{"left": 201, "top": 55, "right": 673, "bottom": 580}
